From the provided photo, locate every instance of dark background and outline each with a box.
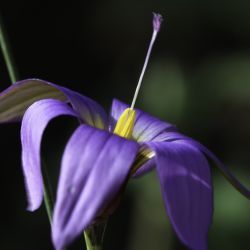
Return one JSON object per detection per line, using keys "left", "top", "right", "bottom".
{"left": 0, "top": 0, "right": 250, "bottom": 249}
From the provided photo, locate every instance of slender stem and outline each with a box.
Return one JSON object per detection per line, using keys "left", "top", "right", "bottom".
{"left": 84, "top": 221, "right": 107, "bottom": 250}
{"left": 43, "top": 185, "right": 53, "bottom": 223}
{"left": 84, "top": 232, "right": 102, "bottom": 250}
{"left": 42, "top": 162, "right": 54, "bottom": 224}
{"left": 42, "top": 162, "right": 71, "bottom": 250}
{"left": 0, "top": 13, "right": 19, "bottom": 83}
{"left": 0, "top": 10, "right": 55, "bottom": 228}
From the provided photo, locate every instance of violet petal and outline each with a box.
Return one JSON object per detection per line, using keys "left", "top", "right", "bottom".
{"left": 132, "top": 156, "right": 156, "bottom": 178}
{"left": 157, "top": 131, "right": 250, "bottom": 198}
{"left": 0, "top": 79, "right": 66, "bottom": 122}
{"left": 0, "top": 79, "right": 108, "bottom": 128}
{"left": 148, "top": 140, "right": 212, "bottom": 250}
{"left": 60, "top": 87, "right": 108, "bottom": 129}
{"left": 21, "top": 99, "right": 78, "bottom": 211}
{"left": 52, "top": 125, "right": 139, "bottom": 250}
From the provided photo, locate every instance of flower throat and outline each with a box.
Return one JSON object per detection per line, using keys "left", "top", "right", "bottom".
{"left": 114, "top": 13, "right": 163, "bottom": 139}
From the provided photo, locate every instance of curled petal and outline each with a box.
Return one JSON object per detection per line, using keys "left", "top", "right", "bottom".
{"left": 159, "top": 131, "right": 250, "bottom": 199}
{"left": 132, "top": 157, "right": 155, "bottom": 178}
{"left": 0, "top": 79, "right": 66, "bottom": 122}
{"left": 0, "top": 79, "right": 108, "bottom": 128}
{"left": 110, "top": 99, "right": 177, "bottom": 142}
{"left": 21, "top": 99, "right": 78, "bottom": 211}
{"left": 148, "top": 140, "right": 212, "bottom": 250}
{"left": 131, "top": 144, "right": 156, "bottom": 178}
{"left": 52, "top": 125, "right": 139, "bottom": 250}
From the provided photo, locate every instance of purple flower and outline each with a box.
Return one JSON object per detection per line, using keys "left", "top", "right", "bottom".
{"left": 0, "top": 78, "right": 249, "bottom": 250}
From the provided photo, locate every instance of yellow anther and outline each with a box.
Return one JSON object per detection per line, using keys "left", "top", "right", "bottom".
{"left": 114, "top": 108, "right": 136, "bottom": 139}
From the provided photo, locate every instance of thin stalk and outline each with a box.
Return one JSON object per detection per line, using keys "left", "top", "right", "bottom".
{"left": 42, "top": 162, "right": 54, "bottom": 224}
{"left": 0, "top": 13, "right": 19, "bottom": 83}
{"left": 84, "top": 232, "right": 102, "bottom": 250}
{"left": 84, "top": 221, "right": 107, "bottom": 250}
{"left": 0, "top": 12, "right": 55, "bottom": 225}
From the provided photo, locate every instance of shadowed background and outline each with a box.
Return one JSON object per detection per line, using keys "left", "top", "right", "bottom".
{"left": 0, "top": 0, "right": 250, "bottom": 249}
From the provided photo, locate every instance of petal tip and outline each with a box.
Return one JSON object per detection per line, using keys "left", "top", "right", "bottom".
{"left": 26, "top": 199, "right": 41, "bottom": 212}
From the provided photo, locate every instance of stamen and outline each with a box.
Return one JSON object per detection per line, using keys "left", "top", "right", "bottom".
{"left": 130, "top": 13, "right": 163, "bottom": 110}
{"left": 114, "top": 13, "right": 163, "bottom": 139}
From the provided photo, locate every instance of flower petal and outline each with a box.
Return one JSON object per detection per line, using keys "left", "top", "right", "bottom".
{"left": 131, "top": 143, "right": 156, "bottom": 178}
{"left": 158, "top": 131, "right": 250, "bottom": 199}
{"left": 21, "top": 99, "right": 78, "bottom": 211}
{"left": 0, "top": 79, "right": 66, "bottom": 122}
{"left": 52, "top": 125, "right": 139, "bottom": 250}
{"left": 0, "top": 79, "right": 108, "bottom": 128}
{"left": 60, "top": 87, "right": 108, "bottom": 129}
{"left": 110, "top": 99, "right": 177, "bottom": 141}
{"left": 148, "top": 140, "right": 212, "bottom": 250}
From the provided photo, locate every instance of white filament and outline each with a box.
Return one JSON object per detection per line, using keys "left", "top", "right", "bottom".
{"left": 130, "top": 29, "right": 158, "bottom": 110}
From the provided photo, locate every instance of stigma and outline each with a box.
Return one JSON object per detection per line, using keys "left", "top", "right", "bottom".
{"left": 114, "top": 13, "right": 163, "bottom": 139}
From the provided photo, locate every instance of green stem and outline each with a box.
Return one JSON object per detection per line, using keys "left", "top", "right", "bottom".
{"left": 0, "top": 13, "right": 19, "bottom": 83}
{"left": 0, "top": 14, "right": 59, "bottom": 246}
{"left": 84, "top": 221, "right": 107, "bottom": 250}
{"left": 42, "top": 162, "right": 54, "bottom": 224}
{"left": 0, "top": 12, "right": 55, "bottom": 225}
{"left": 84, "top": 233, "right": 102, "bottom": 250}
